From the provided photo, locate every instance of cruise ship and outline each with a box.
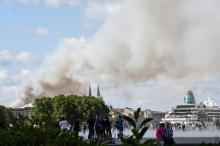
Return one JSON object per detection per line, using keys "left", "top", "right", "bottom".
{"left": 162, "top": 90, "right": 220, "bottom": 125}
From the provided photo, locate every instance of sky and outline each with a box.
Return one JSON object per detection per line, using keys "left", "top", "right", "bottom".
{"left": 1, "top": 0, "right": 220, "bottom": 111}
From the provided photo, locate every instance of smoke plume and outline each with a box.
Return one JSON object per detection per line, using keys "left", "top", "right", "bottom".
{"left": 17, "top": 0, "right": 220, "bottom": 106}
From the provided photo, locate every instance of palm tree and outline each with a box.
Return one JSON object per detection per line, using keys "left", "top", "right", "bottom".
{"left": 122, "top": 108, "right": 155, "bottom": 146}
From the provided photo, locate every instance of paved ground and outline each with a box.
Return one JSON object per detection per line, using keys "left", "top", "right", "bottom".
{"left": 80, "top": 128, "right": 220, "bottom": 144}
{"left": 173, "top": 137, "right": 220, "bottom": 144}
{"left": 109, "top": 137, "right": 220, "bottom": 145}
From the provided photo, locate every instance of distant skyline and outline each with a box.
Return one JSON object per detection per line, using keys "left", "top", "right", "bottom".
{"left": 1, "top": 0, "right": 220, "bottom": 111}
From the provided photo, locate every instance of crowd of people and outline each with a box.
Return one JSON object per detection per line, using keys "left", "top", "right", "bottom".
{"left": 58, "top": 115, "right": 125, "bottom": 140}
{"left": 156, "top": 122, "right": 175, "bottom": 146}
{"left": 59, "top": 115, "right": 176, "bottom": 146}
{"left": 166, "top": 121, "right": 220, "bottom": 131}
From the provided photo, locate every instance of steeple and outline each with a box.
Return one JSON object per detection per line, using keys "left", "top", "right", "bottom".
{"left": 97, "top": 85, "right": 101, "bottom": 97}
{"left": 88, "top": 84, "right": 92, "bottom": 96}
{"left": 97, "top": 85, "right": 103, "bottom": 100}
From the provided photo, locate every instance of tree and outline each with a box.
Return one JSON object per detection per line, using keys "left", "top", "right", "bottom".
{"left": 31, "top": 97, "right": 54, "bottom": 124}
{"left": 31, "top": 95, "right": 109, "bottom": 124}
{"left": 52, "top": 95, "right": 78, "bottom": 124}
{"left": 76, "top": 96, "right": 109, "bottom": 120}
{"left": 0, "top": 105, "right": 15, "bottom": 129}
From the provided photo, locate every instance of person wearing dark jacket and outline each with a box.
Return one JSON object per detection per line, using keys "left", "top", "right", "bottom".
{"left": 105, "top": 117, "right": 112, "bottom": 138}
{"left": 164, "top": 122, "right": 175, "bottom": 146}
{"left": 73, "top": 118, "right": 80, "bottom": 136}
{"left": 87, "top": 115, "right": 95, "bottom": 139}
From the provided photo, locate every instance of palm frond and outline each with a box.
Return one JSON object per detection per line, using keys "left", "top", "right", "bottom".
{"left": 131, "top": 129, "right": 139, "bottom": 138}
{"left": 134, "top": 108, "right": 141, "bottom": 121}
{"left": 139, "top": 118, "right": 153, "bottom": 129}
{"left": 142, "top": 139, "right": 156, "bottom": 146}
{"left": 139, "top": 126, "right": 148, "bottom": 139}
{"left": 121, "top": 108, "right": 156, "bottom": 146}
{"left": 123, "top": 115, "right": 136, "bottom": 128}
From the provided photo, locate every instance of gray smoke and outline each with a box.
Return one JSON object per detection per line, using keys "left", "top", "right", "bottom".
{"left": 17, "top": 0, "right": 220, "bottom": 106}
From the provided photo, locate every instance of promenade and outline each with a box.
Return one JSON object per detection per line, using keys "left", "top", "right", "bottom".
{"left": 80, "top": 128, "right": 220, "bottom": 145}
{"left": 109, "top": 137, "right": 220, "bottom": 145}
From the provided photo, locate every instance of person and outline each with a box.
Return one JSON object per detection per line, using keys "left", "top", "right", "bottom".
{"left": 105, "top": 117, "right": 112, "bottom": 138}
{"left": 116, "top": 115, "right": 124, "bottom": 139}
{"left": 73, "top": 118, "right": 80, "bottom": 137}
{"left": 82, "top": 122, "right": 87, "bottom": 134}
{"left": 95, "top": 116, "right": 102, "bottom": 138}
{"left": 156, "top": 123, "right": 165, "bottom": 146}
{"left": 164, "top": 122, "right": 175, "bottom": 146}
{"left": 87, "top": 115, "right": 96, "bottom": 140}
{"left": 59, "top": 117, "right": 69, "bottom": 133}
{"left": 181, "top": 123, "right": 185, "bottom": 131}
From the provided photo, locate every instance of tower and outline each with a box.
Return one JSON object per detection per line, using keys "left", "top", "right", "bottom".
{"left": 97, "top": 85, "right": 101, "bottom": 97}
{"left": 184, "top": 90, "right": 196, "bottom": 104}
{"left": 88, "top": 84, "right": 92, "bottom": 96}
{"left": 97, "top": 85, "right": 103, "bottom": 100}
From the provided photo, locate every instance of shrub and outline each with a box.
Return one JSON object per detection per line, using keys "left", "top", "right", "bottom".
{"left": 121, "top": 108, "right": 155, "bottom": 146}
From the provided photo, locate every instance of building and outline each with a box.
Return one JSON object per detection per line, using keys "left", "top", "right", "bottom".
{"left": 184, "top": 90, "right": 196, "bottom": 104}
{"left": 109, "top": 107, "right": 124, "bottom": 119}
{"left": 9, "top": 107, "right": 32, "bottom": 118}
{"left": 109, "top": 107, "right": 157, "bottom": 120}
{"left": 203, "top": 97, "right": 220, "bottom": 122}
{"left": 88, "top": 84, "right": 103, "bottom": 100}
{"left": 162, "top": 90, "right": 220, "bottom": 124}
{"left": 151, "top": 111, "right": 166, "bottom": 128}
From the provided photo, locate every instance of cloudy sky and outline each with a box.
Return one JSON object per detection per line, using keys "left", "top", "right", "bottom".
{"left": 1, "top": 0, "right": 220, "bottom": 111}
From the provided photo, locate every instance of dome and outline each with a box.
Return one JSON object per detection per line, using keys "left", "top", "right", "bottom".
{"left": 184, "top": 90, "right": 196, "bottom": 104}
{"left": 203, "top": 97, "right": 218, "bottom": 107}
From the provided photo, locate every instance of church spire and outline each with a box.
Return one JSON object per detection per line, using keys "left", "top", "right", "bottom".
{"left": 88, "top": 84, "right": 92, "bottom": 96}
{"left": 97, "top": 85, "right": 103, "bottom": 100}
{"left": 97, "top": 85, "right": 101, "bottom": 97}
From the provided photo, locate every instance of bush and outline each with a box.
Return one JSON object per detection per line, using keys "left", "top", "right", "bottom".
{"left": 0, "top": 116, "right": 106, "bottom": 146}
{"left": 121, "top": 108, "right": 155, "bottom": 146}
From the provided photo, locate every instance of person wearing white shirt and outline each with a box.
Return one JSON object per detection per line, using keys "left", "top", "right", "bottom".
{"left": 59, "top": 117, "right": 69, "bottom": 133}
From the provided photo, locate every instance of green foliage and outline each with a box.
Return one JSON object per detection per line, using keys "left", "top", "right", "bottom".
{"left": 0, "top": 116, "right": 106, "bottom": 146}
{"left": 0, "top": 95, "right": 109, "bottom": 145}
{"left": 0, "top": 105, "right": 15, "bottom": 129}
{"left": 31, "top": 95, "right": 109, "bottom": 124}
{"left": 122, "top": 108, "right": 155, "bottom": 146}
{"left": 52, "top": 95, "right": 77, "bottom": 124}
{"left": 31, "top": 97, "right": 54, "bottom": 124}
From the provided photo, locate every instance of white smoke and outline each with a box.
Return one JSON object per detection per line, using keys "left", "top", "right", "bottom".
{"left": 17, "top": 0, "right": 220, "bottom": 106}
